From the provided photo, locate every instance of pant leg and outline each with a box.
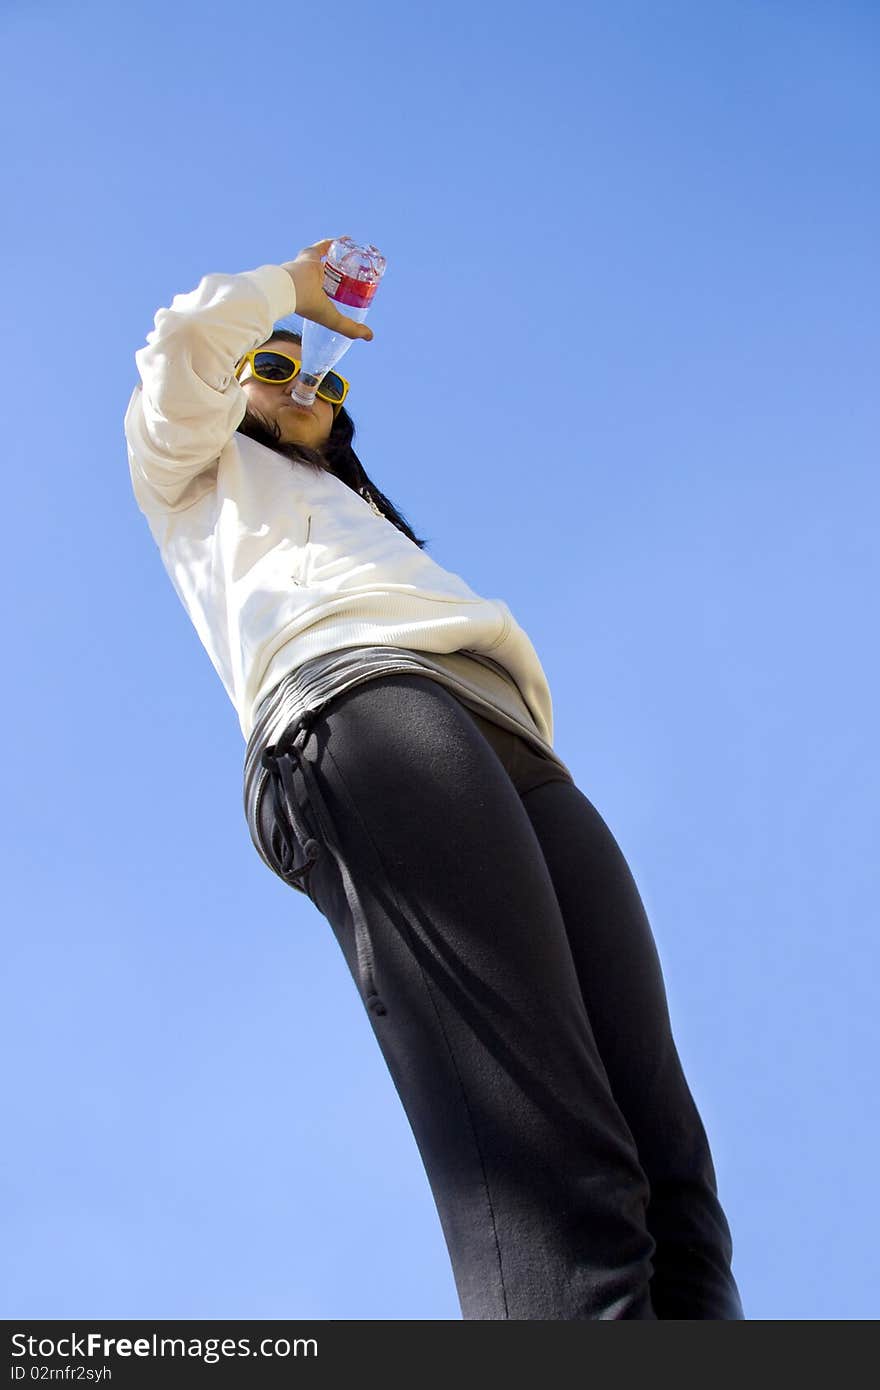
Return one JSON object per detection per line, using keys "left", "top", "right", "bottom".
{"left": 517, "top": 777, "right": 745, "bottom": 1319}
{"left": 264, "top": 673, "right": 658, "bottom": 1320}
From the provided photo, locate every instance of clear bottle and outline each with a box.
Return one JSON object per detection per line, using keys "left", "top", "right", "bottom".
{"left": 290, "top": 237, "right": 387, "bottom": 406}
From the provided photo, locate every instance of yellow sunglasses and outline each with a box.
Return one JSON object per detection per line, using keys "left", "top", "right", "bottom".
{"left": 234, "top": 350, "right": 350, "bottom": 416}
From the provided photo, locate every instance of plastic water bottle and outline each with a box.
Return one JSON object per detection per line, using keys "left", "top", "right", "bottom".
{"left": 290, "top": 237, "right": 387, "bottom": 407}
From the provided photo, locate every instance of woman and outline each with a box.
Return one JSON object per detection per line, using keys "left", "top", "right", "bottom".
{"left": 124, "top": 237, "right": 745, "bottom": 1320}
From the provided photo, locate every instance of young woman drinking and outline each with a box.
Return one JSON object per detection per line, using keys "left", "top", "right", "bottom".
{"left": 124, "top": 236, "right": 745, "bottom": 1321}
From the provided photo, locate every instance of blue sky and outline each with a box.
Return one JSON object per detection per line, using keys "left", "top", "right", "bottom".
{"left": 1, "top": 0, "right": 877, "bottom": 1320}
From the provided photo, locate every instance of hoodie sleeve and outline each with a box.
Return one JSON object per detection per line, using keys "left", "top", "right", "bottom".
{"left": 124, "top": 263, "right": 297, "bottom": 512}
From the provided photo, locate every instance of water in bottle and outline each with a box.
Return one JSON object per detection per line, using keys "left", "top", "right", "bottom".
{"left": 290, "top": 237, "right": 387, "bottom": 407}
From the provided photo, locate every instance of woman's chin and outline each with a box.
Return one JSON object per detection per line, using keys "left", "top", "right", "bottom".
{"left": 278, "top": 421, "right": 316, "bottom": 444}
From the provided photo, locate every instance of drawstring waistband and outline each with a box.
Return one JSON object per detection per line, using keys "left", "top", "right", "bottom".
{"left": 261, "top": 719, "right": 387, "bottom": 1017}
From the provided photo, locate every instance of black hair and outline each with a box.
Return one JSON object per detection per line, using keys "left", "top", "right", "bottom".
{"left": 235, "top": 328, "right": 430, "bottom": 550}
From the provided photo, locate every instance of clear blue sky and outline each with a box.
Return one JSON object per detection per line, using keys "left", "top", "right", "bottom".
{"left": 1, "top": 0, "right": 877, "bottom": 1321}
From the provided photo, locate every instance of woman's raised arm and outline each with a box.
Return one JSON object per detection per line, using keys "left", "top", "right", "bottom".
{"left": 124, "top": 263, "right": 296, "bottom": 512}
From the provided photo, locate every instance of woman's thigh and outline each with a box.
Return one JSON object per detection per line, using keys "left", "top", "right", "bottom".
{"left": 303, "top": 674, "right": 613, "bottom": 1061}
{"left": 516, "top": 777, "right": 690, "bottom": 1127}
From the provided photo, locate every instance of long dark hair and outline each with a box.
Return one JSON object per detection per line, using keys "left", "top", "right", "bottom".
{"left": 235, "top": 328, "right": 429, "bottom": 550}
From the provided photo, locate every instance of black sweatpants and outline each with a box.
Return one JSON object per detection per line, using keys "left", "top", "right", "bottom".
{"left": 257, "top": 673, "right": 745, "bottom": 1320}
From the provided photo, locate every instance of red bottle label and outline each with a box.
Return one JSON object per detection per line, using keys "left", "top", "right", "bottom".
{"left": 322, "top": 262, "right": 379, "bottom": 309}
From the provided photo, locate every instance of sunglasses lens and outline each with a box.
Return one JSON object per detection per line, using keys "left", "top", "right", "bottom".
{"left": 253, "top": 352, "right": 296, "bottom": 382}
{"left": 319, "top": 373, "right": 345, "bottom": 403}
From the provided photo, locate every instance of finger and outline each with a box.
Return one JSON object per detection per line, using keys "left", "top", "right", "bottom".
{"left": 336, "top": 310, "right": 374, "bottom": 341}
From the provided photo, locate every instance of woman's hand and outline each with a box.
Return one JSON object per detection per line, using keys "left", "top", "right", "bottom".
{"left": 281, "top": 238, "right": 374, "bottom": 341}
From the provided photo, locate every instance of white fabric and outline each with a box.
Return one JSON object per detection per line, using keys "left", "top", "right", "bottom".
{"left": 124, "top": 265, "right": 556, "bottom": 745}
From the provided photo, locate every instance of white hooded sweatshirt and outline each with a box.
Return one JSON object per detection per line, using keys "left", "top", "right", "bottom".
{"left": 123, "top": 262, "right": 555, "bottom": 746}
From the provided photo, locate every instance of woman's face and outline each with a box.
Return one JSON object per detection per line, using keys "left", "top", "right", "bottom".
{"left": 238, "top": 337, "right": 336, "bottom": 450}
